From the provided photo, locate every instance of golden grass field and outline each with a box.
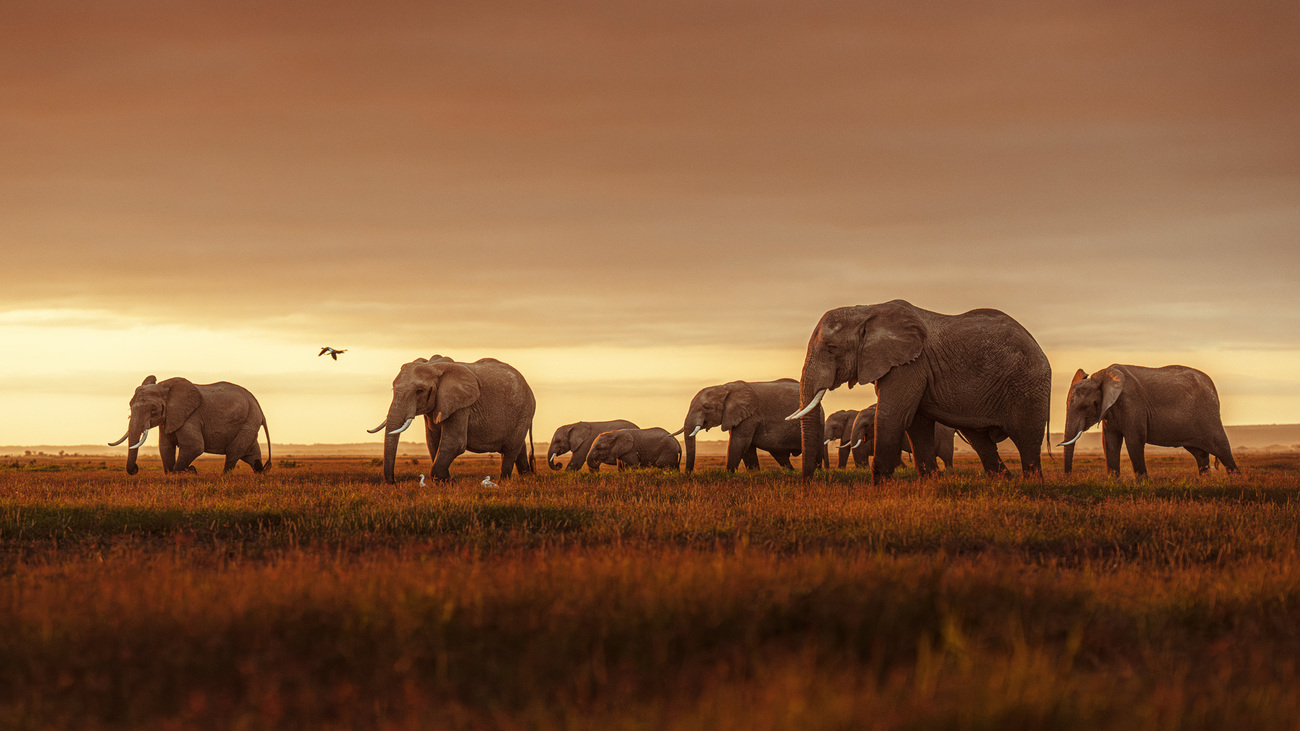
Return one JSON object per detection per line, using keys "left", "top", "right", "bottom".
{"left": 2, "top": 451, "right": 1299, "bottom": 729}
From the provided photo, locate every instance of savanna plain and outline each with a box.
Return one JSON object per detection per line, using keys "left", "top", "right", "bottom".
{"left": 2, "top": 452, "right": 1299, "bottom": 730}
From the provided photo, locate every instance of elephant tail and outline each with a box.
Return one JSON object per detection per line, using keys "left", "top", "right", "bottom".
{"left": 261, "top": 418, "right": 272, "bottom": 471}
{"left": 528, "top": 424, "right": 536, "bottom": 473}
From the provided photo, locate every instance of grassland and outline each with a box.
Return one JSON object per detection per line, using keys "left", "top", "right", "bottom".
{"left": 2, "top": 453, "right": 1298, "bottom": 729}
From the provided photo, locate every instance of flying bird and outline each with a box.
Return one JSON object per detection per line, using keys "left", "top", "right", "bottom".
{"left": 319, "top": 346, "right": 347, "bottom": 360}
{"left": 481, "top": 476, "right": 498, "bottom": 488}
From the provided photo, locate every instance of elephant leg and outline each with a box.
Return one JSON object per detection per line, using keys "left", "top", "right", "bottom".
{"left": 515, "top": 448, "right": 531, "bottom": 476}
{"left": 424, "top": 416, "right": 441, "bottom": 466}
{"left": 725, "top": 433, "right": 752, "bottom": 472}
{"left": 569, "top": 438, "right": 593, "bottom": 471}
{"left": 906, "top": 415, "right": 938, "bottom": 477}
{"left": 175, "top": 442, "right": 204, "bottom": 473}
{"left": 1102, "top": 426, "right": 1124, "bottom": 477}
{"left": 1127, "top": 440, "right": 1148, "bottom": 478}
{"left": 1010, "top": 431, "right": 1043, "bottom": 478}
{"left": 431, "top": 423, "right": 466, "bottom": 481}
{"left": 223, "top": 454, "right": 240, "bottom": 473}
{"left": 1185, "top": 446, "right": 1211, "bottom": 474}
{"left": 965, "top": 431, "right": 1007, "bottom": 476}
{"left": 769, "top": 450, "right": 795, "bottom": 470}
{"left": 936, "top": 428, "right": 955, "bottom": 470}
{"left": 1207, "top": 430, "right": 1239, "bottom": 473}
{"left": 499, "top": 448, "right": 520, "bottom": 479}
{"left": 852, "top": 440, "right": 871, "bottom": 468}
{"left": 159, "top": 432, "right": 178, "bottom": 473}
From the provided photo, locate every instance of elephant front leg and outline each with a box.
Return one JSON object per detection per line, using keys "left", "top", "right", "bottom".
{"left": 174, "top": 442, "right": 204, "bottom": 473}
{"left": 1102, "top": 425, "right": 1124, "bottom": 477}
{"left": 431, "top": 420, "right": 466, "bottom": 481}
{"left": 159, "top": 432, "right": 178, "bottom": 473}
{"left": 424, "top": 416, "right": 442, "bottom": 466}
{"left": 1127, "top": 440, "right": 1148, "bottom": 478}
{"left": 726, "top": 428, "right": 757, "bottom": 472}
{"left": 906, "top": 415, "right": 939, "bottom": 477}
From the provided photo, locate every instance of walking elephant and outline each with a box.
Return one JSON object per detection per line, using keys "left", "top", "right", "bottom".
{"left": 108, "top": 375, "right": 270, "bottom": 475}
{"left": 585, "top": 428, "right": 681, "bottom": 472}
{"left": 370, "top": 355, "right": 536, "bottom": 483}
{"left": 1060, "top": 364, "right": 1238, "bottom": 477}
{"left": 848, "top": 404, "right": 959, "bottom": 470}
{"left": 548, "top": 419, "right": 639, "bottom": 470}
{"left": 823, "top": 409, "right": 861, "bottom": 469}
{"left": 789, "top": 300, "right": 1050, "bottom": 481}
{"left": 672, "top": 379, "right": 820, "bottom": 473}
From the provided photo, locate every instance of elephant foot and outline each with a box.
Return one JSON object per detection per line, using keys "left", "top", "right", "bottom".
{"left": 126, "top": 465, "right": 139, "bottom": 476}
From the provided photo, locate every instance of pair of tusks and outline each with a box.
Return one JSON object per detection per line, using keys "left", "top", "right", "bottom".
{"left": 785, "top": 389, "right": 826, "bottom": 421}
{"left": 1057, "top": 429, "right": 1085, "bottom": 447}
{"left": 667, "top": 426, "right": 703, "bottom": 438}
{"left": 107, "top": 428, "right": 150, "bottom": 450}
{"left": 368, "top": 417, "right": 415, "bottom": 435}
{"left": 823, "top": 438, "right": 861, "bottom": 449}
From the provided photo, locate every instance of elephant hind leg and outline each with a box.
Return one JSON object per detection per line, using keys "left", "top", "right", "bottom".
{"left": 906, "top": 415, "right": 938, "bottom": 477}
{"left": 769, "top": 450, "right": 795, "bottom": 470}
{"left": 965, "top": 431, "right": 1007, "bottom": 477}
{"left": 1009, "top": 432, "right": 1043, "bottom": 478}
{"left": 1185, "top": 446, "right": 1211, "bottom": 474}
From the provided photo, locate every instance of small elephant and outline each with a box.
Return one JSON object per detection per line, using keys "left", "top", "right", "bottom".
{"left": 585, "top": 428, "right": 682, "bottom": 472}
{"left": 673, "top": 379, "right": 820, "bottom": 473}
{"left": 1060, "top": 364, "right": 1238, "bottom": 477}
{"left": 109, "top": 375, "right": 270, "bottom": 475}
{"left": 548, "top": 419, "right": 640, "bottom": 470}
{"left": 823, "top": 409, "right": 861, "bottom": 468}
{"left": 848, "top": 404, "right": 958, "bottom": 470}
{"left": 790, "top": 300, "right": 1050, "bottom": 481}
{"left": 373, "top": 355, "right": 536, "bottom": 483}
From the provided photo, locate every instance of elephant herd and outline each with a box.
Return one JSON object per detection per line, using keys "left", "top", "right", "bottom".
{"left": 110, "top": 299, "right": 1240, "bottom": 483}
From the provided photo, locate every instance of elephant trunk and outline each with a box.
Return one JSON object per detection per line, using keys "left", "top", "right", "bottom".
{"left": 1063, "top": 443, "right": 1075, "bottom": 475}
{"left": 684, "top": 432, "right": 696, "bottom": 473}
{"left": 382, "top": 402, "right": 414, "bottom": 485}
{"left": 1061, "top": 413, "right": 1088, "bottom": 475}
{"left": 797, "top": 364, "right": 832, "bottom": 478}
{"left": 123, "top": 412, "right": 150, "bottom": 475}
{"left": 547, "top": 450, "right": 563, "bottom": 471}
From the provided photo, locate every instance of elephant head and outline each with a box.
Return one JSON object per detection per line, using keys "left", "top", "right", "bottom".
{"left": 673, "top": 382, "right": 760, "bottom": 472}
{"left": 788, "top": 301, "right": 926, "bottom": 476}
{"left": 823, "top": 410, "right": 857, "bottom": 448}
{"left": 109, "top": 375, "right": 202, "bottom": 475}
{"left": 376, "top": 357, "right": 479, "bottom": 484}
{"left": 548, "top": 424, "right": 580, "bottom": 471}
{"left": 585, "top": 431, "right": 628, "bottom": 471}
{"left": 1060, "top": 367, "right": 1123, "bottom": 474}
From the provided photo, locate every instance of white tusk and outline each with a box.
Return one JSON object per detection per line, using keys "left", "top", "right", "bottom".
{"left": 688, "top": 426, "right": 702, "bottom": 438}
{"left": 851, "top": 439, "right": 863, "bottom": 449}
{"left": 1057, "top": 429, "right": 1085, "bottom": 447}
{"left": 129, "top": 429, "right": 149, "bottom": 450}
{"left": 785, "top": 389, "right": 826, "bottom": 420}
{"left": 823, "top": 439, "right": 832, "bottom": 445}
{"left": 389, "top": 417, "right": 415, "bottom": 435}
{"left": 366, "top": 420, "right": 388, "bottom": 434}
{"left": 108, "top": 431, "right": 130, "bottom": 447}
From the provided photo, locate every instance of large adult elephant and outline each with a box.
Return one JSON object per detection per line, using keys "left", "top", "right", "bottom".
{"left": 1060, "top": 364, "right": 1238, "bottom": 477}
{"left": 848, "top": 404, "right": 959, "bottom": 470}
{"left": 789, "top": 300, "right": 1050, "bottom": 481}
{"left": 547, "top": 419, "right": 639, "bottom": 470}
{"left": 585, "top": 428, "right": 681, "bottom": 472}
{"left": 108, "top": 375, "right": 270, "bottom": 475}
{"left": 823, "top": 409, "right": 861, "bottom": 469}
{"left": 370, "top": 355, "right": 535, "bottom": 483}
{"left": 672, "top": 379, "right": 820, "bottom": 473}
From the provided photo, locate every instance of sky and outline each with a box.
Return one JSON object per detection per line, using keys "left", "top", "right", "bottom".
{"left": 2, "top": 0, "right": 1298, "bottom": 448}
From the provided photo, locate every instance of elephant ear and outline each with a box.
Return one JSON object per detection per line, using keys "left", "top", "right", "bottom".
{"left": 141, "top": 375, "right": 157, "bottom": 386}
{"left": 721, "top": 382, "right": 758, "bottom": 432}
{"left": 1098, "top": 368, "right": 1125, "bottom": 419}
{"left": 613, "top": 431, "right": 636, "bottom": 459}
{"left": 161, "top": 377, "right": 202, "bottom": 434}
{"left": 856, "top": 302, "right": 927, "bottom": 386}
{"left": 431, "top": 364, "right": 481, "bottom": 423}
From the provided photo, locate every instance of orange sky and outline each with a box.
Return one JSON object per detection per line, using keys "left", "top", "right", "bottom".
{"left": 2, "top": 1, "right": 1298, "bottom": 447}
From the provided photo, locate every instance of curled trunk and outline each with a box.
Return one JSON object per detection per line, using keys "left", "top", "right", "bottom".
{"left": 547, "top": 451, "right": 563, "bottom": 471}
{"left": 124, "top": 415, "right": 147, "bottom": 475}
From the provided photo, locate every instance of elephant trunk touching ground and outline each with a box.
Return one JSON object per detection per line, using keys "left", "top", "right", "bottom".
{"left": 1060, "top": 369, "right": 1090, "bottom": 474}
{"left": 112, "top": 409, "right": 153, "bottom": 476}
{"left": 675, "top": 415, "right": 705, "bottom": 472}
{"left": 382, "top": 393, "right": 418, "bottom": 485}
{"left": 793, "top": 346, "right": 835, "bottom": 478}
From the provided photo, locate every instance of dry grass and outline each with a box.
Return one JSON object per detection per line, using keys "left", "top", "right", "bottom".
{"left": 1, "top": 453, "right": 1298, "bottom": 729}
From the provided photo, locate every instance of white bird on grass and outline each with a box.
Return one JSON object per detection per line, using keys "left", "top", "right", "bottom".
{"left": 481, "top": 476, "right": 498, "bottom": 488}
{"left": 318, "top": 346, "right": 347, "bottom": 360}
{"left": 419, "top": 474, "right": 426, "bottom": 487}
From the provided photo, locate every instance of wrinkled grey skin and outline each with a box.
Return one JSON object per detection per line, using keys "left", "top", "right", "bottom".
{"left": 548, "top": 419, "right": 639, "bottom": 470}
{"left": 380, "top": 355, "right": 535, "bottom": 483}
{"left": 676, "top": 379, "right": 821, "bottom": 473}
{"left": 848, "top": 404, "right": 960, "bottom": 470}
{"left": 585, "top": 428, "right": 681, "bottom": 472}
{"left": 111, "top": 375, "right": 270, "bottom": 475}
{"left": 1062, "top": 364, "right": 1238, "bottom": 477}
{"left": 795, "top": 300, "right": 1050, "bottom": 482}
{"left": 823, "top": 409, "right": 860, "bottom": 469}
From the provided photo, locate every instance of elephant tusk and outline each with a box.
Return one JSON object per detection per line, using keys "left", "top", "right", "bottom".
{"left": 785, "top": 389, "right": 826, "bottom": 420}
{"left": 129, "top": 429, "right": 149, "bottom": 450}
{"left": 366, "top": 420, "right": 387, "bottom": 434}
{"left": 823, "top": 439, "right": 832, "bottom": 445}
{"left": 668, "top": 428, "right": 684, "bottom": 437}
{"left": 1057, "top": 429, "right": 1085, "bottom": 447}
{"left": 108, "top": 431, "right": 130, "bottom": 447}
{"left": 389, "top": 417, "right": 415, "bottom": 435}
{"left": 688, "top": 425, "right": 702, "bottom": 438}
{"left": 851, "top": 439, "right": 863, "bottom": 449}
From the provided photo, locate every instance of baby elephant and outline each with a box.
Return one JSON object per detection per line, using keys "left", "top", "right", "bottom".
{"left": 586, "top": 428, "right": 682, "bottom": 472}
{"left": 849, "top": 404, "right": 957, "bottom": 469}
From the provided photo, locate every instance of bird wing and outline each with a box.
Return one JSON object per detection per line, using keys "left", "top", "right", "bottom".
{"left": 318, "top": 347, "right": 328, "bottom": 356}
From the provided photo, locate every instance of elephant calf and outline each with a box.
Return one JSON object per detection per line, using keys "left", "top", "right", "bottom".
{"left": 548, "top": 419, "right": 639, "bottom": 470}
{"left": 586, "top": 428, "right": 681, "bottom": 472}
{"left": 848, "top": 405, "right": 957, "bottom": 470}
{"left": 1061, "top": 364, "right": 1238, "bottom": 477}
{"left": 109, "top": 375, "right": 271, "bottom": 475}
{"left": 673, "top": 379, "right": 818, "bottom": 473}
{"left": 823, "top": 409, "right": 861, "bottom": 469}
